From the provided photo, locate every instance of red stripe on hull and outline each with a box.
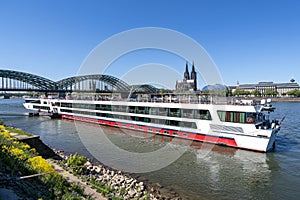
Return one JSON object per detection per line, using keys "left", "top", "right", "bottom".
{"left": 61, "top": 114, "right": 238, "bottom": 148}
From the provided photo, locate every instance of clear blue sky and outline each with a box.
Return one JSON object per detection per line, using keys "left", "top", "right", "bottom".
{"left": 0, "top": 0, "right": 299, "bottom": 89}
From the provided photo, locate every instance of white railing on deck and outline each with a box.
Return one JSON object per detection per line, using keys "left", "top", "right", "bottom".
{"left": 62, "top": 95, "right": 258, "bottom": 106}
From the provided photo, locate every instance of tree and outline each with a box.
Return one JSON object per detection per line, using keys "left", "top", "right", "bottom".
{"left": 286, "top": 89, "right": 300, "bottom": 97}
{"left": 263, "top": 89, "right": 278, "bottom": 97}
{"left": 251, "top": 89, "right": 261, "bottom": 97}
{"left": 232, "top": 89, "right": 251, "bottom": 96}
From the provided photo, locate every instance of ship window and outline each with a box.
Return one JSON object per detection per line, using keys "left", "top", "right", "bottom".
{"left": 116, "top": 105, "right": 127, "bottom": 112}
{"left": 194, "top": 110, "right": 212, "bottom": 120}
{"left": 61, "top": 102, "right": 72, "bottom": 108}
{"left": 136, "top": 106, "right": 146, "bottom": 114}
{"left": 33, "top": 105, "right": 50, "bottom": 110}
{"left": 173, "top": 132, "right": 178, "bottom": 136}
{"left": 119, "top": 115, "right": 127, "bottom": 120}
{"left": 182, "top": 109, "right": 194, "bottom": 118}
{"left": 112, "top": 105, "right": 124, "bottom": 112}
{"left": 218, "top": 111, "right": 226, "bottom": 121}
{"left": 158, "top": 107, "right": 168, "bottom": 116}
{"left": 170, "top": 120, "right": 180, "bottom": 126}
{"left": 245, "top": 112, "right": 256, "bottom": 124}
{"left": 158, "top": 119, "right": 165, "bottom": 124}
{"left": 180, "top": 121, "right": 197, "bottom": 129}
{"left": 107, "top": 114, "right": 114, "bottom": 118}
{"left": 217, "top": 111, "right": 256, "bottom": 124}
{"left": 169, "top": 108, "right": 181, "bottom": 117}
{"left": 156, "top": 130, "right": 160, "bottom": 133}
{"left": 128, "top": 106, "right": 136, "bottom": 113}
{"left": 25, "top": 99, "right": 41, "bottom": 104}
{"left": 164, "top": 131, "right": 169, "bottom": 134}
{"left": 60, "top": 109, "right": 72, "bottom": 113}
{"left": 149, "top": 107, "right": 158, "bottom": 115}
{"left": 96, "top": 104, "right": 101, "bottom": 110}
{"left": 148, "top": 128, "right": 152, "bottom": 131}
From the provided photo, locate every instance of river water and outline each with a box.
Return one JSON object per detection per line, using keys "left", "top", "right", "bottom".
{"left": 1, "top": 98, "right": 299, "bottom": 200}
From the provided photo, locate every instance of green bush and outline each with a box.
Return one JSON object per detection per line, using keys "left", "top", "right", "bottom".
{"left": 66, "top": 153, "right": 87, "bottom": 175}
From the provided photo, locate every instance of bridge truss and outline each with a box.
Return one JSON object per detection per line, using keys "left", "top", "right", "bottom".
{"left": 0, "top": 69, "right": 158, "bottom": 94}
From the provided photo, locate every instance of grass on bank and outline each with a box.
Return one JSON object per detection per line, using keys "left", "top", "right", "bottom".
{"left": 0, "top": 119, "right": 151, "bottom": 200}
{"left": 0, "top": 119, "right": 31, "bottom": 136}
{"left": 4, "top": 126, "right": 32, "bottom": 136}
{"left": 0, "top": 124, "right": 92, "bottom": 199}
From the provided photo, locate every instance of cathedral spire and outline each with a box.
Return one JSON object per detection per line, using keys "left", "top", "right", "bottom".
{"left": 191, "top": 62, "right": 196, "bottom": 79}
{"left": 190, "top": 61, "right": 197, "bottom": 91}
{"left": 184, "top": 61, "right": 190, "bottom": 80}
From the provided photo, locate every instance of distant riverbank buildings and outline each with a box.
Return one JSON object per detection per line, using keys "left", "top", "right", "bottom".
{"left": 230, "top": 79, "right": 300, "bottom": 96}
{"left": 174, "top": 63, "right": 299, "bottom": 97}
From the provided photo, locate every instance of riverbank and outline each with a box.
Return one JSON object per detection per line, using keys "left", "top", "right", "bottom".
{"left": 270, "top": 97, "right": 300, "bottom": 102}
{"left": 0, "top": 122, "right": 182, "bottom": 200}
{"left": 0, "top": 124, "right": 98, "bottom": 199}
{"left": 237, "top": 97, "right": 300, "bottom": 102}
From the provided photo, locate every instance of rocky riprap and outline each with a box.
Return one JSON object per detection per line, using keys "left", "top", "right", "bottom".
{"left": 55, "top": 150, "right": 182, "bottom": 200}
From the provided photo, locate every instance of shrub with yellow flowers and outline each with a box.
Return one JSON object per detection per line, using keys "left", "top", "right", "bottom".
{"left": 0, "top": 124, "right": 89, "bottom": 199}
{"left": 27, "top": 156, "right": 54, "bottom": 173}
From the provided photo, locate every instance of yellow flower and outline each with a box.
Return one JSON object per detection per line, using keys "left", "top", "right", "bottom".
{"left": 10, "top": 146, "right": 26, "bottom": 160}
{"left": 0, "top": 131, "right": 11, "bottom": 138}
{"left": 29, "top": 148, "right": 37, "bottom": 154}
{"left": 27, "top": 156, "right": 54, "bottom": 173}
{"left": 1, "top": 145, "right": 8, "bottom": 153}
{"left": 21, "top": 144, "right": 31, "bottom": 150}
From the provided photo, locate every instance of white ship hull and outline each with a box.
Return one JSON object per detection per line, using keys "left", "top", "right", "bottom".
{"left": 23, "top": 98, "right": 281, "bottom": 152}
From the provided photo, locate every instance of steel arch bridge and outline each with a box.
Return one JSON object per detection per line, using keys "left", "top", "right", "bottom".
{"left": 0, "top": 69, "right": 158, "bottom": 93}
{"left": 56, "top": 74, "right": 131, "bottom": 92}
{"left": 0, "top": 69, "right": 56, "bottom": 91}
{"left": 130, "top": 84, "right": 158, "bottom": 94}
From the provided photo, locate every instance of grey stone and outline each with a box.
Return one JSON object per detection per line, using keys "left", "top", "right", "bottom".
{"left": 0, "top": 188, "right": 19, "bottom": 200}
{"left": 128, "top": 189, "right": 136, "bottom": 198}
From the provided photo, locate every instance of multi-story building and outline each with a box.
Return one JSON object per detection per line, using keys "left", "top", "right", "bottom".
{"left": 231, "top": 79, "right": 300, "bottom": 96}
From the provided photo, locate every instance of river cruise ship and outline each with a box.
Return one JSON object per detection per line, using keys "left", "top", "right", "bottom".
{"left": 23, "top": 95, "right": 282, "bottom": 152}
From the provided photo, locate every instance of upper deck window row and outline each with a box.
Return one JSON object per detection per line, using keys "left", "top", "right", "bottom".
{"left": 60, "top": 103, "right": 211, "bottom": 120}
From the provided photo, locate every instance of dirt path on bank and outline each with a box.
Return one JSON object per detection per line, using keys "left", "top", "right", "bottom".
{"left": 48, "top": 160, "right": 107, "bottom": 200}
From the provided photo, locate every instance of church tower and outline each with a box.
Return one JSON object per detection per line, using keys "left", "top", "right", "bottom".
{"left": 184, "top": 62, "right": 190, "bottom": 80}
{"left": 190, "top": 62, "right": 197, "bottom": 91}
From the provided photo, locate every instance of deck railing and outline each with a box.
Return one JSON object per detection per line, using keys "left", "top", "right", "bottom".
{"left": 61, "top": 95, "right": 259, "bottom": 106}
